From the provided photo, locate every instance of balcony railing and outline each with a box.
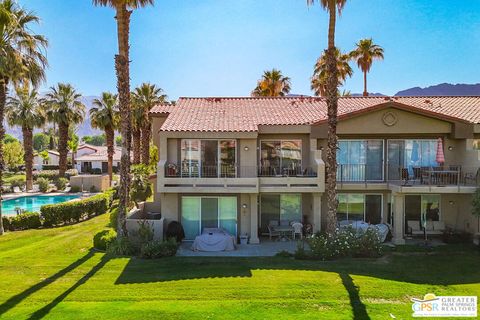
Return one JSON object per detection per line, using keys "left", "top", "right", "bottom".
{"left": 165, "top": 163, "right": 317, "bottom": 178}
{"left": 337, "top": 163, "right": 479, "bottom": 186}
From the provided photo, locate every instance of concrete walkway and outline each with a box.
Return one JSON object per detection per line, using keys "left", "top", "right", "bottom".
{"left": 177, "top": 239, "right": 305, "bottom": 257}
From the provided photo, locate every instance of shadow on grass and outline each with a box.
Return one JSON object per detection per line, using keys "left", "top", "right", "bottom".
{"left": 115, "top": 249, "right": 480, "bottom": 286}
{"left": 340, "top": 273, "right": 370, "bottom": 320}
{"left": 0, "top": 250, "right": 96, "bottom": 317}
{"left": 27, "top": 254, "right": 110, "bottom": 320}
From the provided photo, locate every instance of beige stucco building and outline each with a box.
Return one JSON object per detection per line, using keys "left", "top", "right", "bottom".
{"left": 148, "top": 96, "right": 480, "bottom": 245}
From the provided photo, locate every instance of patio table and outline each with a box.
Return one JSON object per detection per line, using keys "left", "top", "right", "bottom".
{"left": 273, "top": 225, "right": 294, "bottom": 241}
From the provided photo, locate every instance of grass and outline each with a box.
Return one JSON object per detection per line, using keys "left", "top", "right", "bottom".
{"left": 0, "top": 215, "right": 479, "bottom": 319}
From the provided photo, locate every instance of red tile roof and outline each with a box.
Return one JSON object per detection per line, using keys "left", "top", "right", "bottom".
{"left": 150, "top": 96, "right": 480, "bottom": 132}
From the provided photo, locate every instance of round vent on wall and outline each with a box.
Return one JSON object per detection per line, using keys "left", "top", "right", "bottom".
{"left": 382, "top": 111, "right": 398, "bottom": 127}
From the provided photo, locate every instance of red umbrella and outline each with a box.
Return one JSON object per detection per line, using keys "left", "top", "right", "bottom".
{"left": 436, "top": 138, "right": 445, "bottom": 164}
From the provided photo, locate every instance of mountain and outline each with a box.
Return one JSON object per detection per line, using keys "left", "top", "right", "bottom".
{"left": 395, "top": 83, "right": 480, "bottom": 96}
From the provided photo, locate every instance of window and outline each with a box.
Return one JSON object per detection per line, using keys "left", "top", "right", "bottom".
{"left": 405, "top": 194, "right": 440, "bottom": 222}
{"left": 180, "top": 139, "right": 236, "bottom": 177}
{"left": 473, "top": 139, "right": 480, "bottom": 150}
{"left": 388, "top": 139, "right": 438, "bottom": 179}
{"left": 337, "top": 194, "right": 383, "bottom": 224}
{"left": 260, "top": 140, "right": 302, "bottom": 175}
{"left": 337, "top": 140, "right": 384, "bottom": 181}
{"left": 181, "top": 196, "right": 237, "bottom": 240}
{"left": 260, "top": 194, "right": 302, "bottom": 231}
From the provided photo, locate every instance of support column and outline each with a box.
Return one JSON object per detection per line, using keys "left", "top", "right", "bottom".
{"left": 392, "top": 193, "right": 405, "bottom": 245}
{"left": 313, "top": 193, "right": 322, "bottom": 233}
{"left": 249, "top": 194, "right": 259, "bottom": 244}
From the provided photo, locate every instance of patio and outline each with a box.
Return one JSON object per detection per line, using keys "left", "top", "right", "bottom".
{"left": 177, "top": 238, "right": 303, "bottom": 257}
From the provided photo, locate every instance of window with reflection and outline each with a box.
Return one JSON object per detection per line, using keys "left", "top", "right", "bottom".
{"left": 337, "top": 140, "right": 383, "bottom": 181}
{"left": 388, "top": 139, "right": 438, "bottom": 179}
{"left": 337, "top": 194, "right": 382, "bottom": 223}
{"left": 260, "top": 140, "right": 302, "bottom": 176}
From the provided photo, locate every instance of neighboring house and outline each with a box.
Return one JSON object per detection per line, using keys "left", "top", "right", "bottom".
{"left": 33, "top": 150, "right": 60, "bottom": 170}
{"left": 75, "top": 144, "right": 122, "bottom": 174}
{"left": 150, "top": 96, "right": 480, "bottom": 245}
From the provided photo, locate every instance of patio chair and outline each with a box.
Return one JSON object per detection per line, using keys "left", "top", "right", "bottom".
{"left": 291, "top": 222, "right": 303, "bottom": 240}
{"left": 31, "top": 185, "right": 40, "bottom": 193}
{"left": 464, "top": 168, "right": 480, "bottom": 186}
{"left": 400, "top": 168, "right": 412, "bottom": 186}
{"left": 63, "top": 186, "right": 72, "bottom": 193}
{"left": 267, "top": 220, "right": 280, "bottom": 240}
{"left": 13, "top": 186, "right": 22, "bottom": 193}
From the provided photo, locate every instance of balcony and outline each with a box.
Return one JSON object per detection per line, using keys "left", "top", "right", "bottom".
{"left": 337, "top": 164, "right": 479, "bottom": 193}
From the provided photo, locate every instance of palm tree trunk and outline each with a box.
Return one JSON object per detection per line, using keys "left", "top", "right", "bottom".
{"left": 105, "top": 127, "right": 114, "bottom": 185}
{"left": 22, "top": 126, "right": 34, "bottom": 191}
{"left": 325, "top": 1, "right": 339, "bottom": 235}
{"left": 58, "top": 123, "right": 69, "bottom": 177}
{"left": 141, "top": 121, "right": 151, "bottom": 165}
{"left": 115, "top": 4, "right": 132, "bottom": 238}
{"left": 0, "top": 78, "right": 7, "bottom": 235}
{"left": 363, "top": 71, "right": 368, "bottom": 97}
{"left": 132, "top": 127, "right": 141, "bottom": 164}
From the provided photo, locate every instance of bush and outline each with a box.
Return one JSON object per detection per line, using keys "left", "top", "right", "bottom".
{"left": 55, "top": 177, "right": 69, "bottom": 191}
{"left": 106, "top": 237, "right": 136, "bottom": 256}
{"left": 89, "top": 168, "right": 102, "bottom": 175}
{"left": 139, "top": 238, "right": 178, "bottom": 259}
{"left": 9, "top": 178, "right": 26, "bottom": 190}
{"left": 37, "top": 177, "right": 51, "bottom": 193}
{"left": 4, "top": 212, "right": 42, "bottom": 231}
{"left": 442, "top": 229, "right": 472, "bottom": 244}
{"left": 109, "top": 206, "right": 119, "bottom": 231}
{"left": 166, "top": 221, "right": 185, "bottom": 242}
{"left": 2, "top": 216, "right": 11, "bottom": 231}
{"left": 301, "top": 227, "right": 383, "bottom": 261}
{"left": 41, "top": 191, "right": 112, "bottom": 227}
{"left": 93, "top": 229, "right": 117, "bottom": 250}
{"left": 34, "top": 169, "right": 78, "bottom": 180}
{"left": 70, "top": 185, "right": 81, "bottom": 193}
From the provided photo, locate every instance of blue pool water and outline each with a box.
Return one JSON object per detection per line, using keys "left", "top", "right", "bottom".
{"left": 2, "top": 195, "right": 80, "bottom": 216}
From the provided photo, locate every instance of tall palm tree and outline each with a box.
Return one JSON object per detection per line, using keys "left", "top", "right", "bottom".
{"left": 45, "top": 83, "right": 85, "bottom": 177}
{"left": 252, "top": 69, "right": 291, "bottom": 97}
{"left": 93, "top": 0, "right": 154, "bottom": 237}
{"left": 0, "top": 0, "right": 48, "bottom": 235}
{"left": 90, "top": 92, "right": 119, "bottom": 183}
{"left": 307, "top": 0, "right": 346, "bottom": 234}
{"left": 131, "top": 83, "right": 167, "bottom": 165}
{"left": 350, "top": 38, "right": 384, "bottom": 97}
{"left": 131, "top": 93, "right": 142, "bottom": 165}
{"left": 6, "top": 85, "right": 45, "bottom": 191}
{"left": 311, "top": 48, "right": 353, "bottom": 96}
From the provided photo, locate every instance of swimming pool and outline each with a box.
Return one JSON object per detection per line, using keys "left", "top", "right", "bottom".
{"left": 2, "top": 195, "right": 81, "bottom": 216}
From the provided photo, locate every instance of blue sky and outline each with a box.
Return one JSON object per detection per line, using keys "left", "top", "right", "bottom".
{"left": 21, "top": 0, "right": 480, "bottom": 99}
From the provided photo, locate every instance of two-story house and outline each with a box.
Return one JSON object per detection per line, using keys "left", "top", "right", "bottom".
{"left": 148, "top": 96, "right": 480, "bottom": 245}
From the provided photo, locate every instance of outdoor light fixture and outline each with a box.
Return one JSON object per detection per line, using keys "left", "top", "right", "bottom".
{"left": 449, "top": 200, "right": 455, "bottom": 205}
{"left": 244, "top": 146, "right": 249, "bottom": 151}
{"left": 242, "top": 203, "right": 248, "bottom": 209}
{"left": 448, "top": 146, "right": 453, "bottom": 151}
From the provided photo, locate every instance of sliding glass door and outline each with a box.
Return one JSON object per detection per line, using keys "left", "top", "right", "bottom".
{"left": 337, "top": 140, "right": 383, "bottom": 181}
{"left": 387, "top": 139, "right": 438, "bottom": 179}
{"left": 260, "top": 140, "right": 302, "bottom": 176}
{"left": 337, "top": 194, "right": 383, "bottom": 224}
{"left": 181, "top": 139, "right": 236, "bottom": 177}
{"left": 260, "top": 194, "right": 302, "bottom": 231}
{"left": 181, "top": 196, "right": 237, "bottom": 240}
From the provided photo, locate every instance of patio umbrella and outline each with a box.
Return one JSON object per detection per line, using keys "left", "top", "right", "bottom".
{"left": 411, "top": 141, "right": 419, "bottom": 163}
{"left": 435, "top": 138, "right": 445, "bottom": 165}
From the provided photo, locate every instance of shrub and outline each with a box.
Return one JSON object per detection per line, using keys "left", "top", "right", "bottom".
{"left": 301, "top": 227, "right": 383, "bottom": 261}
{"left": 70, "top": 185, "right": 81, "bottom": 193}
{"left": 2, "top": 216, "right": 11, "bottom": 231}
{"left": 130, "top": 164, "right": 152, "bottom": 207}
{"left": 6, "top": 212, "right": 42, "bottom": 231}
{"left": 9, "top": 178, "right": 26, "bottom": 190}
{"left": 54, "top": 177, "right": 69, "bottom": 191}
{"left": 37, "top": 177, "right": 51, "bottom": 193}
{"left": 140, "top": 238, "right": 178, "bottom": 259}
{"left": 93, "top": 229, "right": 117, "bottom": 251}
{"left": 106, "top": 237, "right": 136, "bottom": 256}
{"left": 90, "top": 168, "right": 102, "bottom": 175}
{"left": 34, "top": 169, "right": 78, "bottom": 180}
{"left": 41, "top": 192, "right": 112, "bottom": 227}
{"left": 109, "top": 207, "right": 119, "bottom": 231}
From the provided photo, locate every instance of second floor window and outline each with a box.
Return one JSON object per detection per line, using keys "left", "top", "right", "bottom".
{"left": 180, "top": 139, "right": 236, "bottom": 177}
{"left": 337, "top": 140, "right": 384, "bottom": 181}
{"left": 260, "top": 140, "right": 302, "bottom": 176}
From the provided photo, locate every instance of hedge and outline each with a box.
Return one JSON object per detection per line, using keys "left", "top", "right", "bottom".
{"left": 2, "top": 212, "right": 42, "bottom": 231}
{"left": 34, "top": 169, "right": 78, "bottom": 180}
{"left": 93, "top": 229, "right": 117, "bottom": 250}
{"left": 41, "top": 190, "right": 114, "bottom": 227}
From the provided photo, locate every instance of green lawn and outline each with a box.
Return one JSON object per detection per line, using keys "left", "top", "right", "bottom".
{"left": 0, "top": 215, "right": 479, "bottom": 319}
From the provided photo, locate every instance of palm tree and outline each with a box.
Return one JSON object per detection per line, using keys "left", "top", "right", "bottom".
{"left": 131, "top": 83, "right": 167, "bottom": 165}
{"left": 90, "top": 92, "right": 119, "bottom": 183}
{"left": 307, "top": 0, "right": 347, "bottom": 234}
{"left": 131, "top": 93, "right": 142, "bottom": 165}
{"left": 45, "top": 83, "right": 85, "bottom": 177}
{"left": 252, "top": 69, "right": 291, "bottom": 97}
{"left": 350, "top": 38, "right": 384, "bottom": 97}
{"left": 0, "top": 0, "right": 48, "bottom": 235}
{"left": 6, "top": 85, "right": 45, "bottom": 191}
{"left": 93, "top": 0, "right": 154, "bottom": 237}
{"left": 311, "top": 48, "right": 353, "bottom": 96}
